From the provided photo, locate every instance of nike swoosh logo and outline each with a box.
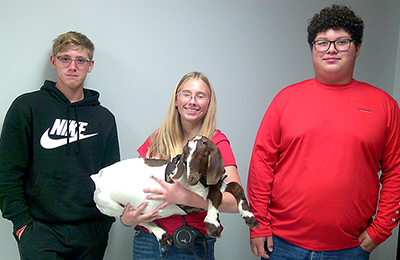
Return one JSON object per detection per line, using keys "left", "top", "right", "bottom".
{"left": 40, "top": 128, "right": 98, "bottom": 149}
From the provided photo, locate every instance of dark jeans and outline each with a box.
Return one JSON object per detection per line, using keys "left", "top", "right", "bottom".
{"left": 265, "top": 235, "right": 370, "bottom": 260}
{"left": 16, "top": 220, "right": 112, "bottom": 260}
{"left": 132, "top": 227, "right": 216, "bottom": 260}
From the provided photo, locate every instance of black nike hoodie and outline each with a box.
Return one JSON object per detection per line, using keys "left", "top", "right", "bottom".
{"left": 0, "top": 80, "right": 120, "bottom": 233}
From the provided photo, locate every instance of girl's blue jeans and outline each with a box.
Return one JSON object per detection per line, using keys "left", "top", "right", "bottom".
{"left": 132, "top": 227, "right": 216, "bottom": 260}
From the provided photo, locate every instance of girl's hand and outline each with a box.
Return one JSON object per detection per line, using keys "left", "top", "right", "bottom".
{"left": 144, "top": 176, "right": 190, "bottom": 209}
{"left": 120, "top": 202, "right": 160, "bottom": 227}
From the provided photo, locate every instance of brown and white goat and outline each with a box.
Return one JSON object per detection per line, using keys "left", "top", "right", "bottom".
{"left": 91, "top": 135, "right": 259, "bottom": 245}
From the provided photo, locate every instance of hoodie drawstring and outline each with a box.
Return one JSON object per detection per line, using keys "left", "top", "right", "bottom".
{"left": 66, "top": 104, "right": 81, "bottom": 155}
{"left": 66, "top": 105, "right": 71, "bottom": 155}
{"left": 74, "top": 104, "right": 80, "bottom": 154}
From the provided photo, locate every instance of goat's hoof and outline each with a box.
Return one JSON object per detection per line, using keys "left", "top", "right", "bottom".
{"left": 159, "top": 233, "right": 173, "bottom": 245}
{"left": 245, "top": 216, "right": 260, "bottom": 229}
{"left": 206, "top": 224, "right": 222, "bottom": 238}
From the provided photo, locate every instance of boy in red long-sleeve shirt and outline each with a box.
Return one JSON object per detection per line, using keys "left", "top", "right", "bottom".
{"left": 247, "top": 5, "right": 400, "bottom": 260}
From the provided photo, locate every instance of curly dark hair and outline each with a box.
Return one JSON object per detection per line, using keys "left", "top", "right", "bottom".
{"left": 307, "top": 5, "right": 364, "bottom": 50}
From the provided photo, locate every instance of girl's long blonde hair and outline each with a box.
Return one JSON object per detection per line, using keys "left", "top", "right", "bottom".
{"left": 146, "top": 71, "right": 217, "bottom": 160}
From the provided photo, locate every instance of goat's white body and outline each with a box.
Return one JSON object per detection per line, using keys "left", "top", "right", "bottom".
{"left": 91, "top": 136, "right": 259, "bottom": 244}
{"left": 91, "top": 158, "right": 187, "bottom": 218}
{"left": 91, "top": 156, "right": 218, "bottom": 243}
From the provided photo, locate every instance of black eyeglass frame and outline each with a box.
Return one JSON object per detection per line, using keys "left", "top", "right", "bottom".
{"left": 312, "top": 39, "right": 354, "bottom": 52}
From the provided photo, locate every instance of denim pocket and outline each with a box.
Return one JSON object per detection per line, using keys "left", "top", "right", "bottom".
{"left": 357, "top": 245, "right": 371, "bottom": 255}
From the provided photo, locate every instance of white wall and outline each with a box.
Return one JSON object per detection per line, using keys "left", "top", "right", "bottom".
{"left": 0, "top": 1, "right": 399, "bottom": 259}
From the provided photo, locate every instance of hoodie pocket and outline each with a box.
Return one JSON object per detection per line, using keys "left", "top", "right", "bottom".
{"left": 29, "top": 172, "right": 98, "bottom": 222}
{"left": 27, "top": 172, "right": 46, "bottom": 206}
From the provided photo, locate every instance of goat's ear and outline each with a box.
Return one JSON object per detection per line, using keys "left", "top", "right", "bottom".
{"left": 172, "top": 147, "right": 188, "bottom": 180}
{"left": 206, "top": 144, "right": 225, "bottom": 185}
{"left": 173, "top": 159, "right": 185, "bottom": 180}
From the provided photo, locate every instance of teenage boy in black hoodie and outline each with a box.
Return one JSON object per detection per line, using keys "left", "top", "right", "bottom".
{"left": 0, "top": 31, "right": 120, "bottom": 259}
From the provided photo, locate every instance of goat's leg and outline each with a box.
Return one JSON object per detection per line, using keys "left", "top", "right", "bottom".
{"left": 225, "top": 182, "right": 259, "bottom": 228}
{"left": 93, "top": 190, "right": 125, "bottom": 217}
{"left": 204, "top": 185, "right": 223, "bottom": 237}
{"left": 139, "top": 222, "right": 172, "bottom": 245}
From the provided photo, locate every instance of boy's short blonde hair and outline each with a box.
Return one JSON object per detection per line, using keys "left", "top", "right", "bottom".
{"left": 52, "top": 31, "right": 95, "bottom": 60}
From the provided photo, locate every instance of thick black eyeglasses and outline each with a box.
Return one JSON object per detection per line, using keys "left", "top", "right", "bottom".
{"left": 312, "top": 39, "right": 354, "bottom": 52}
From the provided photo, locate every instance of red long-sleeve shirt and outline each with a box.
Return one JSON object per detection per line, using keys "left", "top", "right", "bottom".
{"left": 247, "top": 78, "right": 400, "bottom": 250}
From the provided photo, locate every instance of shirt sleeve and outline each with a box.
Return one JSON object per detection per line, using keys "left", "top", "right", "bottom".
{"left": 0, "top": 98, "right": 34, "bottom": 232}
{"left": 101, "top": 117, "right": 120, "bottom": 167}
{"left": 366, "top": 99, "right": 400, "bottom": 245}
{"left": 137, "top": 136, "right": 152, "bottom": 158}
{"left": 212, "top": 130, "right": 237, "bottom": 168}
{"left": 247, "top": 99, "right": 281, "bottom": 238}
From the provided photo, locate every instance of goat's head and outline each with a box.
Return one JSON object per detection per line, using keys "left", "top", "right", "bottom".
{"left": 173, "top": 136, "right": 225, "bottom": 186}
